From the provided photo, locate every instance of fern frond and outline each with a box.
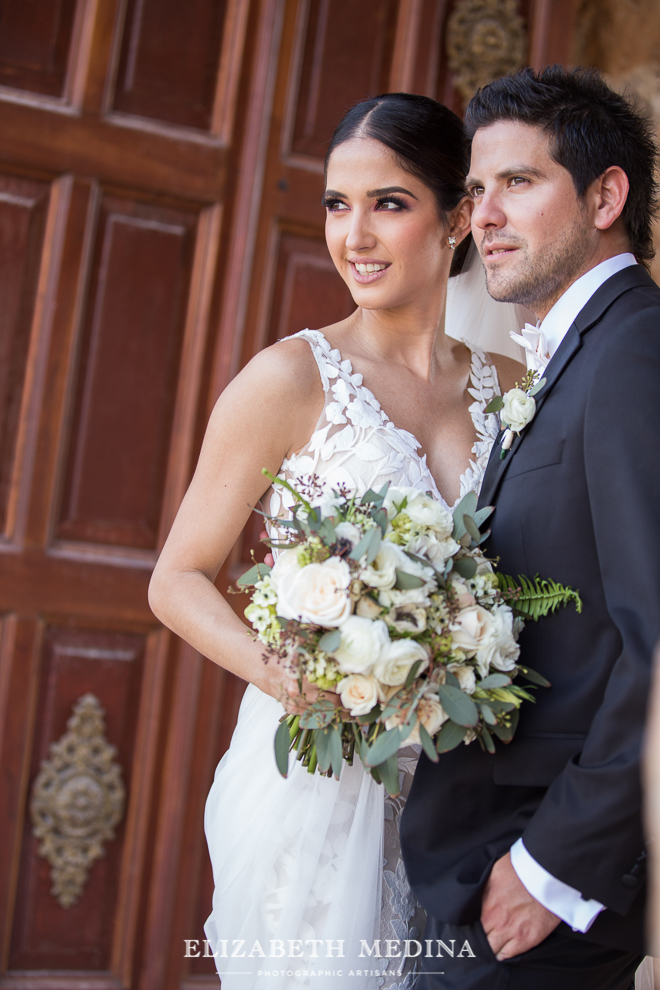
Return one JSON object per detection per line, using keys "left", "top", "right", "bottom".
{"left": 497, "top": 573, "right": 582, "bottom": 621}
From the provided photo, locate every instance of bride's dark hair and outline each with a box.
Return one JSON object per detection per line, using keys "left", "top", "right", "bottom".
{"left": 325, "top": 92, "right": 470, "bottom": 275}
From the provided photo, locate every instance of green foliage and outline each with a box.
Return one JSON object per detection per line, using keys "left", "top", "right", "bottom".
{"left": 437, "top": 684, "right": 479, "bottom": 727}
{"left": 274, "top": 718, "right": 291, "bottom": 777}
{"left": 497, "top": 572, "right": 583, "bottom": 620}
{"left": 236, "top": 561, "right": 272, "bottom": 587}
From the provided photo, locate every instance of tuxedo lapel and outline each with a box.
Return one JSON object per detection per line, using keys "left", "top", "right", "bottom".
{"left": 478, "top": 264, "right": 655, "bottom": 509}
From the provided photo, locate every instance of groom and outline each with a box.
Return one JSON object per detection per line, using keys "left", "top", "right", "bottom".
{"left": 401, "top": 66, "right": 660, "bottom": 989}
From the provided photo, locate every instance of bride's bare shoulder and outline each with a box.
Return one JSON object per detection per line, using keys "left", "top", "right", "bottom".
{"left": 225, "top": 334, "right": 322, "bottom": 401}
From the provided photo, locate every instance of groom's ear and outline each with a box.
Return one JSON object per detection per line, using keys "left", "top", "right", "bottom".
{"left": 592, "top": 166, "right": 629, "bottom": 231}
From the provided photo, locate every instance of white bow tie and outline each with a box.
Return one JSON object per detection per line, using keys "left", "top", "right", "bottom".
{"left": 510, "top": 323, "right": 550, "bottom": 374}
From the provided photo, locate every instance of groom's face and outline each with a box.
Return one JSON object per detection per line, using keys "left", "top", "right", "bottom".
{"left": 467, "top": 121, "right": 595, "bottom": 319}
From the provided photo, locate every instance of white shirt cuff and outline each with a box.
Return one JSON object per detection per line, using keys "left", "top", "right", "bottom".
{"left": 510, "top": 838, "right": 606, "bottom": 933}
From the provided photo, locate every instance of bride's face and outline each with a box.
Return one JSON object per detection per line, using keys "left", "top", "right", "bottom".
{"left": 324, "top": 137, "right": 457, "bottom": 312}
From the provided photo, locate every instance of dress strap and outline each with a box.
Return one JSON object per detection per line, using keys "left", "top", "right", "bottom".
{"left": 282, "top": 329, "right": 360, "bottom": 395}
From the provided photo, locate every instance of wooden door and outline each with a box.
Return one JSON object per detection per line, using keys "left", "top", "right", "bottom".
{"left": 0, "top": 2, "right": 576, "bottom": 988}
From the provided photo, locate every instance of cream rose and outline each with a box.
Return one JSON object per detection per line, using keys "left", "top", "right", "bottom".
{"left": 449, "top": 605, "right": 495, "bottom": 657}
{"left": 360, "top": 542, "right": 405, "bottom": 590}
{"left": 407, "top": 533, "right": 460, "bottom": 568}
{"left": 356, "top": 595, "right": 383, "bottom": 619}
{"left": 374, "top": 639, "right": 430, "bottom": 687}
{"left": 501, "top": 388, "right": 536, "bottom": 433}
{"left": 333, "top": 616, "right": 391, "bottom": 675}
{"left": 406, "top": 493, "right": 454, "bottom": 537}
{"left": 385, "top": 695, "right": 447, "bottom": 744}
{"left": 337, "top": 674, "right": 380, "bottom": 716}
{"left": 270, "top": 547, "right": 302, "bottom": 585}
{"left": 383, "top": 486, "right": 419, "bottom": 519}
{"left": 475, "top": 604, "right": 520, "bottom": 676}
{"left": 276, "top": 557, "right": 351, "bottom": 627}
{"left": 449, "top": 577, "right": 476, "bottom": 610}
{"left": 449, "top": 663, "right": 477, "bottom": 694}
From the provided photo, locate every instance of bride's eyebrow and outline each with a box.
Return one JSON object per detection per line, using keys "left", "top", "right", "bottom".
{"left": 366, "top": 186, "right": 418, "bottom": 199}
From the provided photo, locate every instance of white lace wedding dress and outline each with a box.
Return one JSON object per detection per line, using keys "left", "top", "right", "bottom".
{"left": 204, "top": 329, "right": 502, "bottom": 989}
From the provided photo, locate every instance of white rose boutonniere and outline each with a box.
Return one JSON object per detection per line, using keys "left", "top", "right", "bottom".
{"left": 485, "top": 369, "right": 546, "bottom": 459}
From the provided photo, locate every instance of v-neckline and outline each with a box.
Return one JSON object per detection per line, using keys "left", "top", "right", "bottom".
{"left": 311, "top": 329, "right": 485, "bottom": 510}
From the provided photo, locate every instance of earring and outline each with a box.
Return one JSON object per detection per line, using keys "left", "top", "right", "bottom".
{"left": 448, "top": 235, "right": 456, "bottom": 250}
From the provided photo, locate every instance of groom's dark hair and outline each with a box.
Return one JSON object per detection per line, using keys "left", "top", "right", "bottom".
{"left": 465, "top": 66, "right": 659, "bottom": 267}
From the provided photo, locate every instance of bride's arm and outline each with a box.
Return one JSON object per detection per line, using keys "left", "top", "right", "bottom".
{"left": 148, "top": 338, "right": 324, "bottom": 704}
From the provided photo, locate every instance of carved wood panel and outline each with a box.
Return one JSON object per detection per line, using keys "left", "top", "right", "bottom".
{"left": 0, "top": 0, "right": 78, "bottom": 97}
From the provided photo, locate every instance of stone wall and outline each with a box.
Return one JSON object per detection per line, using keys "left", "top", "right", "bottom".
{"left": 573, "top": 0, "right": 660, "bottom": 281}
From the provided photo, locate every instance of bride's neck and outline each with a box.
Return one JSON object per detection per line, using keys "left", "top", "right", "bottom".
{"left": 343, "top": 297, "right": 454, "bottom": 379}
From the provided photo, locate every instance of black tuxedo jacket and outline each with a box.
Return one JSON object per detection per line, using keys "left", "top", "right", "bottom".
{"left": 400, "top": 264, "right": 660, "bottom": 954}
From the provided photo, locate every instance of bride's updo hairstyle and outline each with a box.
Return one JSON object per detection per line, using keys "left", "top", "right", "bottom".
{"left": 324, "top": 92, "right": 470, "bottom": 275}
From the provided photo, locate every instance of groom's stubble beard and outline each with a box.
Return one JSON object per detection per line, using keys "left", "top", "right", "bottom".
{"left": 480, "top": 203, "right": 593, "bottom": 314}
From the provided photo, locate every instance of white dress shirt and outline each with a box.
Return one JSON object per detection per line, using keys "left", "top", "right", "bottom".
{"left": 509, "top": 252, "right": 638, "bottom": 933}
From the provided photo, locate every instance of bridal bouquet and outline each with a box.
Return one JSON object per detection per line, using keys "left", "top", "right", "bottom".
{"left": 238, "top": 473, "right": 581, "bottom": 796}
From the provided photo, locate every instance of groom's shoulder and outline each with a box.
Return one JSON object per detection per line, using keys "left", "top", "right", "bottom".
{"left": 590, "top": 265, "right": 660, "bottom": 328}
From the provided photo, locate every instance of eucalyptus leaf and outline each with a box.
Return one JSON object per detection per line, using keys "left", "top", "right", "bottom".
{"left": 405, "top": 658, "right": 424, "bottom": 689}
{"left": 300, "top": 699, "right": 336, "bottom": 730}
{"left": 484, "top": 395, "right": 504, "bottom": 414}
{"left": 452, "top": 556, "right": 477, "bottom": 579}
{"left": 394, "top": 569, "right": 425, "bottom": 590}
{"left": 481, "top": 723, "right": 496, "bottom": 753}
{"left": 318, "top": 518, "right": 336, "bottom": 545}
{"left": 435, "top": 720, "right": 467, "bottom": 752}
{"left": 377, "top": 753, "right": 401, "bottom": 796}
{"left": 329, "top": 724, "right": 344, "bottom": 778}
{"left": 314, "top": 727, "right": 333, "bottom": 773}
{"left": 444, "top": 671, "right": 459, "bottom": 689}
{"left": 236, "top": 562, "right": 272, "bottom": 588}
{"left": 477, "top": 673, "right": 512, "bottom": 690}
{"left": 356, "top": 704, "right": 382, "bottom": 725}
{"left": 473, "top": 506, "right": 494, "bottom": 528}
{"left": 517, "top": 665, "right": 551, "bottom": 688}
{"left": 479, "top": 703, "right": 498, "bottom": 726}
{"left": 373, "top": 508, "right": 389, "bottom": 536}
{"left": 490, "top": 712, "right": 518, "bottom": 743}
{"left": 274, "top": 718, "right": 291, "bottom": 777}
{"left": 365, "top": 726, "right": 403, "bottom": 767}
{"left": 452, "top": 492, "right": 478, "bottom": 540}
{"left": 528, "top": 376, "right": 547, "bottom": 397}
{"left": 437, "top": 684, "right": 479, "bottom": 727}
{"left": 318, "top": 629, "right": 341, "bottom": 653}
{"left": 419, "top": 722, "right": 439, "bottom": 762}
{"left": 463, "top": 515, "right": 481, "bottom": 543}
{"left": 366, "top": 527, "right": 382, "bottom": 564}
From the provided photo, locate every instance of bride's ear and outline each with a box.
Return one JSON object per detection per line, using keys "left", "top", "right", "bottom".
{"left": 448, "top": 195, "right": 473, "bottom": 246}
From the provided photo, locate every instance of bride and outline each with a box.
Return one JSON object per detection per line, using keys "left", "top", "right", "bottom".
{"left": 148, "top": 92, "right": 526, "bottom": 988}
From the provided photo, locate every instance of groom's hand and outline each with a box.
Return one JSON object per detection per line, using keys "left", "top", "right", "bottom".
{"left": 481, "top": 853, "right": 561, "bottom": 960}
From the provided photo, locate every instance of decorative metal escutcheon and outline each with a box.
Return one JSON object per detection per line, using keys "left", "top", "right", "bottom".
{"left": 30, "top": 693, "right": 126, "bottom": 908}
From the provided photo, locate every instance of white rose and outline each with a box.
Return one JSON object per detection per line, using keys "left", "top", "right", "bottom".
{"left": 475, "top": 604, "right": 520, "bottom": 675}
{"left": 501, "top": 388, "right": 536, "bottom": 433}
{"left": 417, "top": 695, "right": 449, "bottom": 736}
{"left": 338, "top": 674, "right": 380, "bottom": 716}
{"left": 270, "top": 547, "right": 302, "bottom": 586}
{"left": 374, "top": 639, "right": 429, "bottom": 687}
{"left": 407, "top": 533, "right": 460, "bottom": 568}
{"left": 385, "top": 694, "right": 447, "bottom": 744}
{"left": 333, "top": 616, "right": 391, "bottom": 674}
{"left": 449, "top": 577, "right": 476, "bottom": 609}
{"left": 277, "top": 557, "right": 351, "bottom": 627}
{"left": 406, "top": 493, "right": 454, "bottom": 537}
{"left": 356, "top": 595, "right": 383, "bottom": 619}
{"left": 383, "top": 486, "right": 419, "bottom": 519}
{"left": 449, "top": 605, "right": 495, "bottom": 657}
{"left": 449, "top": 663, "right": 477, "bottom": 694}
{"left": 334, "top": 521, "right": 362, "bottom": 546}
{"left": 360, "top": 542, "right": 405, "bottom": 590}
